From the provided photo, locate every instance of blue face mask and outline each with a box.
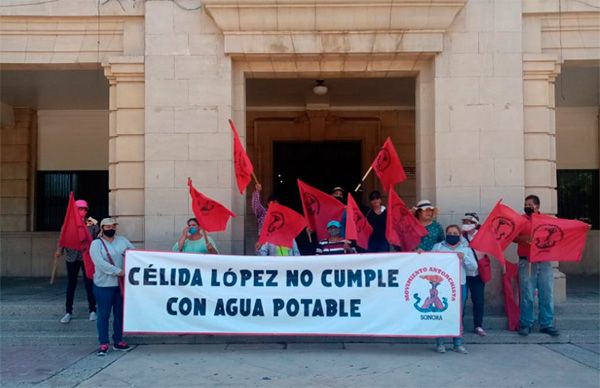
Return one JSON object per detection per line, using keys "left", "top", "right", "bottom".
{"left": 445, "top": 235, "right": 460, "bottom": 245}
{"left": 188, "top": 227, "right": 198, "bottom": 235}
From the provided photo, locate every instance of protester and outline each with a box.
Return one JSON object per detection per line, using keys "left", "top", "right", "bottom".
{"left": 414, "top": 200, "right": 444, "bottom": 251}
{"left": 332, "top": 186, "right": 347, "bottom": 237}
{"left": 432, "top": 224, "right": 478, "bottom": 354}
{"left": 366, "top": 190, "right": 389, "bottom": 253}
{"left": 54, "top": 199, "right": 99, "bottom": 324}
{"left": 462, "top": 212, "right": 487, "bottom": 336}
{"left": 252, "top": 183, "right": 279, "bottom": 233}
{"left": 258, "top": 241, "right": 301, "bottom": 256}
{"left": 172, "top": 218, "right": 218, "bottom": 254}
{"left": 89, "top": 218, "right": 134, "bottom": 356}
{"left": 514, "top": 195, "right": 560, "bottom": 337}
{"left": 316, "top": 220, "right": 356, "bottom": 255}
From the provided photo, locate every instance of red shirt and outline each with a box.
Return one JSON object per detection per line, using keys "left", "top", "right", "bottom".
{"left": 517, "top": 215, "right": 532, "bottom": 258}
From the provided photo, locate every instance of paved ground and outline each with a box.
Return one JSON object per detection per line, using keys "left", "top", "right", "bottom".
{"left": 1, "top": 342, "right": 599, "bottom": 387}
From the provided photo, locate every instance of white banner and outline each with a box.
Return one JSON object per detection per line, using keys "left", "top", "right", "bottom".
{"left": 124, "top": 251, "right": 461, "bottom": 337}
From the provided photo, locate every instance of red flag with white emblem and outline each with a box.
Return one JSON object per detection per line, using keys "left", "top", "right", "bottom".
{"left": 188, "top": 178, "right": 236, "bottom": 232}
{"left": 529, "top": 214, "right": 590, "bottom": 262}
{"left": 345, "top": 194, "right": 373, "bottom": 250}
{"left": 229, "top": 119, "right": 254, "bottom": 194}
{"left": 258, "top": 202, "right": 307, "bottom": 249}
{"left": 371, "top": 137, "right": 406, "bottom": 192}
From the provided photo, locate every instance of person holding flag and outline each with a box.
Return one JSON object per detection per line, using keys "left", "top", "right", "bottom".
{"left": 514, "top": 195, "right": 559, "bottom": 337}
{"left": 257, "top": 202, "right": 305, "bottom": 256}
{"left": 54, "top": 198, "right": 99, "bottom": 324}
{"left": 172, "top": 218, "right": 219, "bottom": 254}
{"left": 413, "top": 200, "right": 445, "bottom": 251}
{"left": 365, "top": 190, "right": 389, "bottom": 253}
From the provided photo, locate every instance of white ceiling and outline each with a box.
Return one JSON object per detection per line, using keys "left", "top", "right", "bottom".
{"left": 0, "top": 70, "right": 109, "bottom": 110}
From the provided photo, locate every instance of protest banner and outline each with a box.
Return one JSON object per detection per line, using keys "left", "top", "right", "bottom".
{"left": 124, "top": 251, "right": 461, "bottom": 337}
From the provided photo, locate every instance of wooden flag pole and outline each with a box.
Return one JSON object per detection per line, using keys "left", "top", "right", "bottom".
{"left": 50, "top": 255, "right": 58, "bottom": 284}
{"left": 354, "top": 165, "right": 374, "bottom": 192}
{"left": 251, "top": 172, "right": 260, "bottom": 186}
{"left": 305, "top": 228, "right": 312, "bottom": 243}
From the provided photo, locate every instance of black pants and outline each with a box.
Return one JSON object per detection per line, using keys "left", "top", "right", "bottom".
{"left": 466, "top": 275, "right": 485, "bottom": 328}
{"left": 65, "top": 260, "right": 96, "bottom": 314}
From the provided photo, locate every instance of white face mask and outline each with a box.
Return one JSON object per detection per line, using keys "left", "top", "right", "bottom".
{"left": 461, "top": 224, "right": 476, "bottom": 232}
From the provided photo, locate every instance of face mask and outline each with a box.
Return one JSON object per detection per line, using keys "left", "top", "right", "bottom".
{"left": 461, "top": 224, "right": 476, "bottom": 232}
{"left": 329, "top": 228, "right": 340, "bottom": 237}
{"left": 188, "top": 227, "right": 198, "bottom": 235}
{"left": 445, "top": 235, "right": 460, "bottom": 245}
{"left": 103, "top": 229, "right": 116, "bottom": 237}
{"left": 524, "top": 207, "right": 534, "bottom": 216}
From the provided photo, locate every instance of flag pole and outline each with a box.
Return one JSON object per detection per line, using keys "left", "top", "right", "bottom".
{"left": 50, "top": 255, "right": 58, "bottom": 284}
{"left": 305, "top": 228, "right": 312, "bottom": 243}
{"left": 354, "top": 165, "right": 374, "bottom": 192}
{"left": 251, "top": 172, "right": 260, "bottom": 185}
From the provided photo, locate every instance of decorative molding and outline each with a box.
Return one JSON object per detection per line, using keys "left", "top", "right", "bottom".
{"left": 523, "top": 54, "right": 561, "bottom": 81}
{"left": 204, "top": 0, "right": 467, "bottom": 55}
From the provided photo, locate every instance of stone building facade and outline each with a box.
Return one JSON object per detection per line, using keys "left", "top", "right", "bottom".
{"left": 1, "top": 0, "right": 598, "bottom": 304}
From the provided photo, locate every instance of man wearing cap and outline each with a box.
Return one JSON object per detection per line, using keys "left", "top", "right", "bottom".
{"left": 89, "top": 217, "right": 135, "bottom": 356}
{"left": 316, "top": 220, "right": 356, "bottom": 255}
{"left": 54, "top": 199, "right": 100, "bottom": 324}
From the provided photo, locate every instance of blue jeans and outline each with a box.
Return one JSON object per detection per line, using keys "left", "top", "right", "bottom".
{"left": 93, "top": 285, "right": 123, "bottom": 345}
{"left": 518, "top": 258, "right": 554, "bottom": 328}
{"left": 436, "top": 284, "right": 467, "bottom": 347}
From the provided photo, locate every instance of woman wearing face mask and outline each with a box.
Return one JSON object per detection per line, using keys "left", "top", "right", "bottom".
{"left": 89, "top": 218, "right": 135, "bottom": 356}
{"left": 461, "top": 213, "right": 487, "bottom": 336}
{"left": 173, "top": 218, "right": 219, "bottom": 254}
{"left": 54, "top": 199, "right": 100, "bottom": 324}
{"left": 366, "top": 191, "right": 389, "bottom": 253}
{"left": 413, "top": 200, "right": 445, "bottom": 251}
{"left": 432, "top": 224, "right": 478, "bottom": 354}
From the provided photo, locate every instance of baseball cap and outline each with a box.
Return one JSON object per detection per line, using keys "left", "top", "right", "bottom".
{"left": 100, "top": 217, "right": 118, "bottom": 227}
{"left": 326, "top": 220, "right": 342, "bottom": 229}
{"left": 75, "top": 199, "right": 88, "bottom": 208}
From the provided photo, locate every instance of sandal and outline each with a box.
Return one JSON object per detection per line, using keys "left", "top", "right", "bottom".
{"left": 474, "top": 327, "right": 487, "bottom": 336}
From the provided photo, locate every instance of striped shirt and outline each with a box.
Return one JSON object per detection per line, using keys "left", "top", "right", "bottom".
{"left": 316, "top": 239, "right": 356, "bottom": 255}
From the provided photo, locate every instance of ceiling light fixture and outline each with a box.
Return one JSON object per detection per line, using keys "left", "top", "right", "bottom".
{"left": 312, "top": 79, "right": 328, "bottom": 95}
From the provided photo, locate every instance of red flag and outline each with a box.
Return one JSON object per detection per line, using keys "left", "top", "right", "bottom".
{"left": 502, "top": 261, "right": 520, "bottom": 331}
{"left": 59, "top": 192, "right": 92, "bottom": 251}
{"left": 188, "top": 178, "right": 236, "bottom": 232}
{"left": 258, "top": 202, "right": 307, "bottom": 249}
{"left": 529, "top": 214, "right": 590, "bottom": 263}
{"left": 229, "top": 119, "right": 254, "bottom": 194}
{"left": 297, "top": 179, "right": 345, "bottom": 241}
{"left": 386, "top": 190, "right": 427, "bottom": 251}
{"left": 371, "top": 137, "right": 406, "bottom": 192}
{"left": 470, "top": 200, "right": 528, "bottom": 264}
{"left": 345, "top": 194, "right": 373, "bottom": 250}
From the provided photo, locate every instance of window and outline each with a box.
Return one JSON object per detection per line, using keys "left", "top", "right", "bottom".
{"left": 557, "top": 169, "right": 599, "bottom": 230}
{"left": 35, "top": 171, "right": 108, "bottom": 231}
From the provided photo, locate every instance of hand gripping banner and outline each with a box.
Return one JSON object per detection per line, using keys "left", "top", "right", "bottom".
{"left": 124, "top": 251, "right": 461, "bottom": 337}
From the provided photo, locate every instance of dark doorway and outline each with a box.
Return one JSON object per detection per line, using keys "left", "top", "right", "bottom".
{"left": 273, "top": 141, "right": 363, "bottom": 253}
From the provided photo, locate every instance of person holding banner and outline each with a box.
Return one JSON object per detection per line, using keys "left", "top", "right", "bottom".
{"left": 54, "top": 199, "right": 100, "bottom": 324}
{"left": 461, "top": 213, "right": 487, "bottom": 336}
{"left": 258, "top": 241, "right": 301, "bottom": 256}
{"left": 366, "top": 191, "right": 389, "bottom": 253}
{"left": 432, "top": 225, "right": 477, "bottom": 354}
{"left": 514, "top": 195, "right": 560, "bottom": 337}
{"left": 89, "top": 218, "right": 135, "bottom": 356}
{"left": 316, "top": 220, "right": 356, "bottom": 255}
{"left": 414, "top": 200, "right": 445, "bottom": 251}
{"left": 172, "top": 218, "right": 219, "bottom": 254}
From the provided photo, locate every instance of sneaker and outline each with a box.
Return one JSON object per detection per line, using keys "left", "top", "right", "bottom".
{"left": 540, "top": 327, "right": 560, "bottom": 337}
{"left": 436, "top": 345, "right": 446, "bottom": 353}
{"left": 453, "top": 345, "right": 469, "bottom": 354}
{"left": 518, "top": 326, "right": 531, "bottom": 336}
{"left": 60, "top": 313, "right": 72, "bottom": 324}
{"left": 89, "top": 311, "right": 97, "bottom": 321}
{"left": 474, "top": 327, "right": 487, "bottom": 336}
{"left": 113, "top": 341, "right": 132, "bottom": 351}
{"left": 97, "top": 344, "right": 109, "bottom": 356}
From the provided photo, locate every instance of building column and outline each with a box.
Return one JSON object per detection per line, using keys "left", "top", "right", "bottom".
{"left": 523, "top": 53, "right": 566, "bottom": 303}
{"left": 103, "top": 57, "right": 145, "bottom": 245}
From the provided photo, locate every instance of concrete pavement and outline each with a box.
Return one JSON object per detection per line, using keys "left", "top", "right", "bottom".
{"left": 2, "top": 343, "right": 599, "bottom": 387}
